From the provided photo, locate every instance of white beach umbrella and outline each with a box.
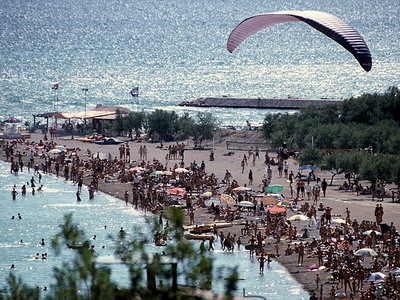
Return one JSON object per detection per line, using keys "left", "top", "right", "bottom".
{"left": 354, "top": 248, "right": 378, "bottom": 257}
{"left": 332, "top": 218, "right": 346, "bottom": 224}
{"left": 362, "top": 230, "right": 382, "bottom": 236}
{"left": 233, "top": 186, "right": 252, "bottom": 191}
{"left": 175, "top": 168, "right": 189, "bottom": 173}
{"left": 288, "top": 215, "right": 309, "bottom": 221}
{"left": 237, "top": 201, "right": 254, "bottom": 208}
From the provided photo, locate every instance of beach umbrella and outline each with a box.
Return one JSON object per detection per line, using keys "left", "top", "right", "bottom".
{"left": 266, "top": 184, "right": 284, "bottom": 193}
{"left": 94, "top": 152, "right": 108, "bottom": 160}
{"left": 175, "top": 168, "right": 189, "bottom": 173}
{"left": 237, "top": 201, "right": 254, "bottom": 208}
{"left": 354, "top": 248, "right": 378, "bottom": 257}
{"left": 362, "top": 230, "right": 382, "bottom": 236}
{"left": 161, "top": 170, "right": 173, "bottom": 176}
{"left": 233, "top": 186, "right": 251, "bottom": 191}
{"left": 168, "top": 187, "right": 186, "bottom": 195}
{"left": 364, "top": 272, "right": 386, "bottom": 282}
{"left": 4, "top": 117, "right": 21, "bottom": 123}
{"left": 298, "top": 165, "right": 316, "bottom": 171}
{"left": 54, "top": 145, "right": 66, "bottom": 151}
{"left": 48, "top": 149, "right": 62, "bottom": 154}
{"left": 202, "top": 191, "right": 213, "bottom": 197}
{"left": 335, "top": 293, "right": 347, "bottom": 299}
{"left": 260, "top": 196, "right": 276, "bottom": 205}
{"left": 267, "top": 205, "right": 287, "bottom": 214}
{"left": 275, "top": 200, "right": 291, "bottom": 207}
{"left": 219, "top": 194, "right": 235, "bottom": 205}
{"left": 288, "top": 215, "right": 309, "bottom": 221}
{"left": 130, "top": 166, "right": 145, "bottom": 172}
{"left": 332, "top": 218, "right": 346, "bottom": 224}
{"left": 151, "top": 171, "right": 163, "bottom": 176}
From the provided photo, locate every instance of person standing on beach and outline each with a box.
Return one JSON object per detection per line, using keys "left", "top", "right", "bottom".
{"left": 248, "top": 170, "right": 253, "bottom": 185}
{"left": 321, "top": 178, "right": 328, "bottom": 197}
{"left": 297, "top": 242, "right": 304, "bottom": 266}
{"left": 76, "top": 191, "right": 81, "bottom": 202}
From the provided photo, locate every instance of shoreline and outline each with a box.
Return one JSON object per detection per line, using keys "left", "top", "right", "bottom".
{"left": 2, "top": 132, "right": 399, "bottom": 299}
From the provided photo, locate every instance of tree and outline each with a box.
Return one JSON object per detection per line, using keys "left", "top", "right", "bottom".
{"left": 0, "top": 210, "right": 238, "bottom": 300}
{"left": 190, "top": 113, "right": 217, "bottom": 148}
{"left": 298, "top": 146, "right": 323, "bottom": 166}
{"left": 147, "top": 110, "right": 179, "bottom": 142}
{"left": 359, "top": 154, "right": 395, "bottom": 187}
{"left": 123, "top": 111, "right": 146, "bottom": 140}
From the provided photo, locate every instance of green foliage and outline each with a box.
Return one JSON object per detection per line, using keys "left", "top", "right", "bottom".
{"left": 0, "top": 210, "right": 238, "bottom": 300}
{"left": 147, "top": 110, "right": 180, "bottom": 141}
{"left": 298, "top": 146, "right": 323, "bottom": 166}
{"left": 123, "top": 111, "right": 146, "bottom": 139}
{"left": 359, "top": 154, "right": 395, "bottom": 186}
{"left": 0, "top": 273, "right": 41, "bottom": 300}
{"left": 190, "top": 113, "right": 218, "bottom": 148}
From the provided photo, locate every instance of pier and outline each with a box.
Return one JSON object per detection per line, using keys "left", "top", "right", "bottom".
{"left": 179, "top": 97, "right": 341, "bottom": 109}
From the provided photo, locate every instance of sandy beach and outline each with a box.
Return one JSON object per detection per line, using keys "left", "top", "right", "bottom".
{"left": 2, "top": 131, "right": 399, "bottom": 299}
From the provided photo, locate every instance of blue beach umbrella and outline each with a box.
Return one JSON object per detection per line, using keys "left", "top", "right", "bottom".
{"left": 298, "top": 165, "right": 316, "bottom": 171}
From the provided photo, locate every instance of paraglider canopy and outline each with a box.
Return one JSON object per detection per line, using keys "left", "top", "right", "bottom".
{"left": 227, "top": 10, "right": 372, "bottom": 72}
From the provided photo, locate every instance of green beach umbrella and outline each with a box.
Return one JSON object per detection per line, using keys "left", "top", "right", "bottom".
{"left": 266, "top": 184, "right": 284, "bottom": 193}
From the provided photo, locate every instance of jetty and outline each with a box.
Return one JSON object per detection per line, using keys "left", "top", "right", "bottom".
{"left": 179, "top": 97, "right": 341, "bottom": 109}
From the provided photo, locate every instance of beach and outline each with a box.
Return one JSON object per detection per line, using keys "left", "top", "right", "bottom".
{"left": 2, "top": 131, "right": 399, "bottom": 299}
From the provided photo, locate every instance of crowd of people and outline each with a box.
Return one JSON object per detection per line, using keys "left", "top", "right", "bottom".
{"left": 2, "top": 137, "right": 399, "bottom": 299}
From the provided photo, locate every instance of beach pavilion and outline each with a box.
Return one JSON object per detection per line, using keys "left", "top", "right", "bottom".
{"left": 53, "top": 104, "right": 131, "bottom": 134}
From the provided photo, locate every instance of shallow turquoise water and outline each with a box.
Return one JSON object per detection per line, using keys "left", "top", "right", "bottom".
{"left": 0, "top": 161, "right": 308, "bottom": 299}
{"left": 1, "top": 0, "right": 399, "bottom": 126}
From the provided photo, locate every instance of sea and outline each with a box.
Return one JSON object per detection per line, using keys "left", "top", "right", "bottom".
{"left": 0, "top": 0, "right": 399, "bottom": 127}
{"left": 0, "top": 161, "right": 309, "bottom": 299}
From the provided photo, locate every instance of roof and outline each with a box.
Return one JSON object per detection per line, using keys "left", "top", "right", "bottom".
{"left": 55, "top": 105, "right": 130, "bottom": 119}
{"left": 32, "top": 112, "right": 59, "bottom": 118}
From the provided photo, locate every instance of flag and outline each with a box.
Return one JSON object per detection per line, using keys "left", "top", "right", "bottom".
{"left": 52, "top": 83, "right": 59, "bottom": 90}
{"left": 130, "top": 87, "right": 139, "bottom": 97}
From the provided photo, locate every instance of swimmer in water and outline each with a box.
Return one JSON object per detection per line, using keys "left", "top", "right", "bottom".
{"left": 40, "top": 238, "right": 45, "bottom": 246}
{"left": 21, "top": 184, "right": 26, "bottom": 196}
{"left": 10, "top": 264, "right": 15, "bottom": 269}
{"left": 37, "top": 185, "right": 44, "bottom": 192}
{"left": 11, "top": 188, "right": 18, "bottom": 200}
{"left": 18, "top": 213, "right": 22, "bottom": 219}
{"left": 93, "top": 235, "right": 97, "bottom": 240}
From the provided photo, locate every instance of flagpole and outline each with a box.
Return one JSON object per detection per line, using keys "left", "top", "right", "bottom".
{"left": 83, "top": 88, "right": 88, "bottom": 134}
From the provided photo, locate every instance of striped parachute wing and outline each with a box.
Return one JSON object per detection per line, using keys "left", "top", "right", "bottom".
{"left": 227, "top": 10, "right": 372, "bottom": 72}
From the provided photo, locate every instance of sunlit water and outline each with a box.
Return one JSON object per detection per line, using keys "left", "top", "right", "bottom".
{"left": 1, "top": 0, "right": 399, "bottom": 126}
{"left": 0, "top": 161, "right": 308, "bottom": 299}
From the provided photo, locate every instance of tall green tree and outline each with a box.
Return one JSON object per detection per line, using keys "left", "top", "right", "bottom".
{"left": 146, "top": 110, "right": 180, "bottom": 141}
{"left": 123, "top": 111, "right": 146, "bottom": 140}
{"left": 190, "top": 113, "right": 218, "bottom": 148}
